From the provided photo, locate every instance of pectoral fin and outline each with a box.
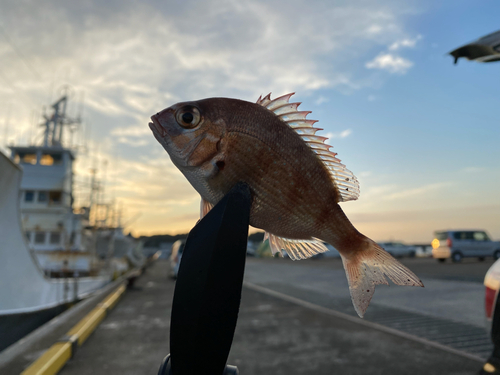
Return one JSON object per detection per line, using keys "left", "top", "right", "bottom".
{"left": 200, "top": 198, "right": 214, "bottom": 219}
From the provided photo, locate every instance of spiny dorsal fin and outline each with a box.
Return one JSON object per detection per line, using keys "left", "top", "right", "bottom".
{"left": 264, "top": 232, "right": 329, "bottom": 260}
{"left": 257, "top": 93, "right": 360, "bottom": 202}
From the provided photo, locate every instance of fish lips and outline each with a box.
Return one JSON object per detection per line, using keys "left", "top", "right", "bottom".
{"left": 149, "top": 115, "right": 168, "bottom": 140}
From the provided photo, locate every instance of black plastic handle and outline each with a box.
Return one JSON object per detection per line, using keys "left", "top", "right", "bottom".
{"left": 160, "top": 183, "right": 251, "bottom": 375}
{"left": 158, "top": 355, "right": 239, "bottom": 375}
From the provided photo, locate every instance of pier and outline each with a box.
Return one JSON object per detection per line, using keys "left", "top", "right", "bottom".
{"left": 0, "top": 258, "right": 483, "bottom": 375}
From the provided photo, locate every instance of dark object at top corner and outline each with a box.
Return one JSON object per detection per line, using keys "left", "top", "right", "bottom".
{"left": 449, "top": 29, "right": 500, "bottom": 64}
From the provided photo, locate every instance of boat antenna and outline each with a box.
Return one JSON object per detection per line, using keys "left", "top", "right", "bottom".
{"left": 41, "top": 86, "right": 81, "bottom": 148}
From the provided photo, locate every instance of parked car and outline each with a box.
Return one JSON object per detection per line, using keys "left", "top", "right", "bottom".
{"left": 480, "top": 259, "right": 500, "bottom": 374}
{"left": 484, "top": 260, "right": 500, "bottom": 332}
{"left": 246, "top": 241, "right": 257, "bottom": 257}
{"left": 169, "top": 239, "right": 186, "bottom": 279}
{"left": 377, "top": 242, "right": 416, "bottom": 258}
{"left": 432, "top": 230, "right": 500, "bottom": 263}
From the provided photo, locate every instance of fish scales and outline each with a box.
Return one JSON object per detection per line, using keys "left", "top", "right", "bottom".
{"left": 224, "top": 132, "right": 332, "bottom": 239}
{"left": 187, "top": 98, "right": 339, "bottom": 239}
{"left": 149, "top": 93, "right": 423, "bottom": 317}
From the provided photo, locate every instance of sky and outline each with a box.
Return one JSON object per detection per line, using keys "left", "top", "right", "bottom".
{"left": 0, "top": 0, "right": 499, "bottom": 242}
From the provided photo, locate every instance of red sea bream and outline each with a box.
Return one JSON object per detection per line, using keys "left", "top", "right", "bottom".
{"left": 149, "top": 93, "right": 423, "bottom": 317}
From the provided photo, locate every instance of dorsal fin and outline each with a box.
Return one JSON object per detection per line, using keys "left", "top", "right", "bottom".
{"left": 256, "top": 93, "right": 360, "bottom": 202}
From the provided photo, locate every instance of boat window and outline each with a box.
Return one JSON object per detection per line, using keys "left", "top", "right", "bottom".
{"left": 40, "top": 154, "right": 53, "bottom": 166}
{"left": 50, "top": 232, "right": 61, "bottom": 245}
{"left": 34, "top": 232, "right": 46, "bottom": 244}
{"left": 25, "top": 191, "right": 35, "bottom": 202}
{"left": 40, "top": 153, "right": 63, "bottom": 166}
{"left": 16, "top": 152, "right": 37, "bottom": 165}
{"left": 38, "top": 191, "right": 48, "bottom": 202}
{"left": 49, "top": 191, "right": 62, "bottom": 204}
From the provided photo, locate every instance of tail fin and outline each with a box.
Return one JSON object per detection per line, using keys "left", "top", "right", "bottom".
{"left": 340, "top": 241, "right": 423, "bottom": 318}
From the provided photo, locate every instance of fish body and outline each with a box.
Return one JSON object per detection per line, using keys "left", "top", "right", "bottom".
{"left": 149, "top": 93, "right": 423, "bottom": 317}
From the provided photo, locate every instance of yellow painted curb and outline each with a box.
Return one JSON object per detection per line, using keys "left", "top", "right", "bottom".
{"left": 21, "top": 343, "right": 72, "bottom": 375}
{"left": 99, "top": 284, "right": 126, "bottom": 311}
{"left": 67, "top": 307, "right": 106, "bottom": 346}
{"left": 21, "top": 283, "right": 127, "bottom": 375}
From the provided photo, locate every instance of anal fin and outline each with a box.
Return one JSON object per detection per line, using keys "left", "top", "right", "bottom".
{"left": 264, "top": 232, "right": 329, "bottom": 260}
{"left": 340, "top": 241, "right": 424, "bottom": 318}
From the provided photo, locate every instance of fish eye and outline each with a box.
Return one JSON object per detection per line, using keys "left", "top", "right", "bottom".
{"left": 175, "top": 106, "right": 202, "bottom": 129}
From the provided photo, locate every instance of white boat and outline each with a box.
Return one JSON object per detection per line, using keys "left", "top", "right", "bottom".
{"left": 0, "top": 151, "right": 111, "bottom": 351}
{"left": 0, "top": 94, "right": 149, "bottom": 352}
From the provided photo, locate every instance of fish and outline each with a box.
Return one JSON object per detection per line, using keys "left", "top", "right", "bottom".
{"left": 149, "top": 92, "right": 423, "bottom": 317}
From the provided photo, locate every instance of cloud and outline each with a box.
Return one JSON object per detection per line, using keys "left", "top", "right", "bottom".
{"left": 365, "top": 53, "right": 413, "bottom": 74}
{"left": 364, "top": 34, "right": 420, "bottom": 76}
{"left": 388, "top": 35, "right": 422, "bottom": 50}
{"left": 116, "top": 137, "right": 148, "bottom": 147}
{"left": 385, "top": 182, "right": 451, "bottom": 200}
{"left": 0, "top": 0, "right": 419, "bottom": 109}
{"left": 325, "top": 129, "right": 352, "bottom": 139}
{"left": 314, "top": 96, "right": 330, "bottom": 105}
{"left": 362, "top": 182, "right": 451, "bottom": 201}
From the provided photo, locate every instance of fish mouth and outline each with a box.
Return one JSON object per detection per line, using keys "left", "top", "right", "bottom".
{"left": 149, "top": 115, "right": 168, "bottom": 138}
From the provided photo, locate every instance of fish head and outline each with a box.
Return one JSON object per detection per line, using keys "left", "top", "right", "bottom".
{"left": 149, "top": 100, "right": 226, "bottom": 170}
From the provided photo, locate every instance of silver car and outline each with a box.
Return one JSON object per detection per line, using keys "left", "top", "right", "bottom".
{"left": 432, "top": 230, "right": 500, "bottom": 263}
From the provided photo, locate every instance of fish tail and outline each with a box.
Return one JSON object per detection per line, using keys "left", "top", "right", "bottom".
{"left": 338, "top": 238, "right": 423, "bottom": 318}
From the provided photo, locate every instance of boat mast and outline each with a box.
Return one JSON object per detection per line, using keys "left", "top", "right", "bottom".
{"left": 42, "top": 94, "right": 80, "bottom": 148}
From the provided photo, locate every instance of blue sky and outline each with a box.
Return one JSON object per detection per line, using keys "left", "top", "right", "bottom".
{"left": 0, "top": 0, "right": 498, "bottom": 242}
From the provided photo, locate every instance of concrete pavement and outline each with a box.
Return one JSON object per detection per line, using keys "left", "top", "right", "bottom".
{"left": 55, "top": 259, "right": 482, "bottom": 375}
{"left": 244, "top": 257, "right": 488, "bottom": 327}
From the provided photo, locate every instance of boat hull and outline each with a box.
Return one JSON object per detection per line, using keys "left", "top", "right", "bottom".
{"left": 0, "top": 304, "right": 68, "bottom": 352}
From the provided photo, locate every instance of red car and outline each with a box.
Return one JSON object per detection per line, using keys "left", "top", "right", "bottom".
{"left": 481, "top": 260, "right": 500, "bottom": 374}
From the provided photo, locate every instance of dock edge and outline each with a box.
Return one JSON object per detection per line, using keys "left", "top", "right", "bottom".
{"left": 20, "top": 284, "right": 127, "bottom": 375}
